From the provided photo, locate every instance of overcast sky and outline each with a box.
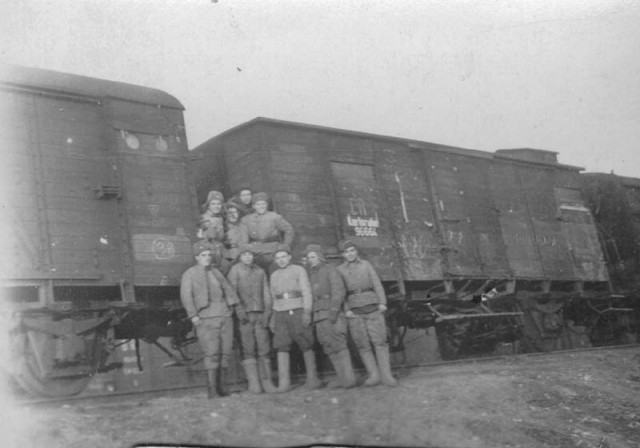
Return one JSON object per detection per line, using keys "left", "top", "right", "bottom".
{"left": 2, "top": 0, "right": 639, "bottom": 176}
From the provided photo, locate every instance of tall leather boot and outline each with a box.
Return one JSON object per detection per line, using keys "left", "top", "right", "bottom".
{"left": 338, "top": 349, "right": 356, "bottom": 388}
{"left": 276, "top": 351, "right": 291, "bottom": 393}
{"left": 359, "top": 350, "right": 380, "bottom": 386}
{"left": 374, "top": 345, "right": 398, "bottom": 387}
{"left": 216, "top": 366, "right": 230, "bottom": 397}
{"left": 242, "top": 359, "right": 263, "bottom": 394}
{"left": 206, "top": 369, "right": 218, "bottom": 399}
{"left": 258, "top": 356, "right": 277, "bottom": 394}
{"left": 302, "top": 350, "right": 322, "bottom": 390}
{"left": 326, "top": 353, "right": 343, "bottom": 389}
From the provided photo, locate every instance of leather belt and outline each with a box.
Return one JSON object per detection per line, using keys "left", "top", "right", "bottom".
{"left": 275, "top": 291, "right": 303, "bottom": 300}
{"left": 347, "top": 288, "right": 375, "bottom": 296}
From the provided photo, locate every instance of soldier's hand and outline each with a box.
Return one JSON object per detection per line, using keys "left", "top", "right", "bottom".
{"left": 236, "top": 309, "right": 249, "bottom": 324}
{"left": 302, "top": 311, "right": 312, "bottom": 327}
{"left": 345, "top": 310, "right": 355, "bottom": 319}
{"left": 328, "top": 310, "right": 339, "bottom": 325}
{"left": 378, "top": 304, "right": 388, "bottom": 313}
{"left": 191, "top": 315, "right": 201, "bottom": 326}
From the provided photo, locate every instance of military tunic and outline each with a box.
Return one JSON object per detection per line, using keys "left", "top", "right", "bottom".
{"left": 269, "top": 264, "right": 314, "bottom": 352}
{"left": 337, "top": 257, "right": 389, "bottom": 351}
{"left": 227, "top": 262, "right": 272, "bottom": 359}
{"left": 241, "top": 211, "right": 294, "bottom": 273}
{"left": 308, "top": 261, "right": 348, "bottom": 355}
{"left": 180, "top": 265, "right": 239, "bottom": 369}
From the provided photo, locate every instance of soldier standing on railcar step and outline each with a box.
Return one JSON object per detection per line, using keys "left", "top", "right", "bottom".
{"left": 180, "top": 241, "right": 247, "bottom": 398}
{"left": 336, "top": 239, "right": 398, "bottom": 387}
{"left": 226, "top": 244, "right": 277, "bottom": 394}
{"left": 199, "top": 191, "right": 232, "bottom": 275}
{"left": 303, "top": 244, "right": 356, "bottom": 389}
{"left": 269, "top": 244, "right": 321, "bottom": 392}
{"left": 241, "top": 192, "right": 294, "bottom": 275}
{"left": 224, "top": 200, "right": 249, "bottom": 264}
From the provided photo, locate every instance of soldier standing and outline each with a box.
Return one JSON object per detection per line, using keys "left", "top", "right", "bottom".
{"left": 269, "top": 244, "right": 320, "bottom": 392}
{"left": 227, "top": 245, "right": 276, "bottom": 394}
{"left": 224, "top": 201, "right": 249, "bottom": 264}
{"left": 304, "top": 244, "right": 356, "bottom": 389}
{"left": 199, "top": 190, "right": 226, "bottom": 245}
{"left": 241, "top": 192, "right": 294, "bottom": 274}
{"left": 336, "top": 239, "right": 398, "bottom": 387}
{"left": 180, "top": 241, "right": 246, "bottom": 398}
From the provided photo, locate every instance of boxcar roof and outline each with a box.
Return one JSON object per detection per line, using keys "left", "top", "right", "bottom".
{"left": 197, "top": 116, "right": 583, "bottom": 171}
{"left": 0, "top": 64, "right": 183, "bottom": 109}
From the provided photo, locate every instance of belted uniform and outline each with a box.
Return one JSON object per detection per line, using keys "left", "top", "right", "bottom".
{"left": 180, "top": 265, "right": 239, "bottom": 369}
{"left": 269, "top": 263, "right": 313, "bottom": 352}
{"left": 336, "top": 257, "right": 388, "bottom": 350}
{"left": 241, "top": 211, "right": 294, "bottom": 273}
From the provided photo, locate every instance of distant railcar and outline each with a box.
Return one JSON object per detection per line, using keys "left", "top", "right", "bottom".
{"left": 0, "top": 66, "right": 201, "bottom": 397}
{"left": 191, "top": 118, "right": 630, "bottom": 358}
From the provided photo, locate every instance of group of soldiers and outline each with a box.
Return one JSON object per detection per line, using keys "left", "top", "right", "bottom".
{"left": 180, "top": 188, "right": 398, "bottom": 399}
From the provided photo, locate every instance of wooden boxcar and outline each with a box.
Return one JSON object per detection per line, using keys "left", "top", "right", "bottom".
{"left": 191, "top": 117, "right": 616, "bottom": 358}
{"left": 0, "top": 65, "right": 204, "bottom": 396}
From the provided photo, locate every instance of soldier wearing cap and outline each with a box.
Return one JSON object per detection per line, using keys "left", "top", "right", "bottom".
{"left": 199, "top": 190, "right": 226, "bottom": 244}
{"left": 224, "top": 200, "right": 249, "bottom": 263}
{"left": 226, "top": 244, "right": 276, "bottom": 394}
{"left": 304, "top": 244, "right": 356, "bottom": 389}
{"left": 180, "top": 240, "right": 246, "bottom": 398}
{"left": 269, "top": 244, "right": 320, "bottom": 392}
{"left": 241, "top": 192, "right": 294, "bottom": 274}
{"left": 336, "top": 239, "right": 398, "bottom": 387}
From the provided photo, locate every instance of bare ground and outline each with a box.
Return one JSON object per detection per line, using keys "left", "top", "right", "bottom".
{"left": 3, "top": 346, "right": 640, "bottom": 448}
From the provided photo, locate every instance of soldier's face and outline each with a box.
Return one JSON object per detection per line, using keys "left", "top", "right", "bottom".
{"left": 240, "top": 251, "right": 254, "bottom": 266}
{"left": 307, "top": 252, "right": 321, "bottom": 267}
{"left": 239, "top": 190, "right": 252, "bottom": 205}
{"left": 254, "top": 200, "right": 267, "bottom": 214}
{"left": 342, "top": 246, "right": 358, "bottom": 262}
{"left": 275, "top": 251, "right": 291, "bottom": 268}
{"left": 195, "top": 250, "right": 212, "bottom": 267}
{"left": 208, "top": 199, "right": 222, "bottom": 214}
{"left": 227, "top": 207, "right": 239, "bottom": 223}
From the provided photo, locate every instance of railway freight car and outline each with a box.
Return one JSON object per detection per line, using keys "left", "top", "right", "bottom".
{"left": 0, "top": 65, "right": 203, "bottom": 397}
{"left": 191, "top": 117, "right": 622, "bottom": 359}
{"left": 579, "top": 173, "right": 640, "bottom": 344}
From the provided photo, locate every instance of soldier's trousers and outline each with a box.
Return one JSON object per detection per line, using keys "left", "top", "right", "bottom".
{"left": 196, "top": 316, "right": 233, "bottom": 369}
{"left": 315, "top": 314, "right": 348, "bottom": 356}
{"left": 273, "top": 309, "right": 314, "bottom": 352}
{"left": 239, "top": 311, "right": 271, "bottom": 360}
{"left": 347, "top": 310, "right": 388, "bottom": 352}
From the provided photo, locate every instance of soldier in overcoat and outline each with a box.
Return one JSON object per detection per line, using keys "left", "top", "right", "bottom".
{"left": 180, "top": 240, "right": 246, "bottom": 398}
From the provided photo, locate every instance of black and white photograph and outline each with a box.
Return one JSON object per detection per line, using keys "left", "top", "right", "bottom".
{"left": 1, "top": 1, "right": 639, "bottom": 447}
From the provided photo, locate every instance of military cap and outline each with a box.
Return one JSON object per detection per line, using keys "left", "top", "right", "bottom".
{"left": 274, "top": 243, "right": 292, "bottom": 255}
{"left": 252, "top": 192, "right": 269, "bottom": 204}
{"left": 192, "top": 240, "right": 213, "bottom": 255}
{"left": 303, "top": 243, "right": 325, "bottom": 258}
{"left": 238, "top": 244, "right": 254, "bottom": 256}
{"left": 338, "top": 239, "right": 356, "bottom": 252}
{"left": 201, "top": 190, "right": 225, "bottom": 209}
{"left": 225, "top": 200, "right": 241, "bottom": 211}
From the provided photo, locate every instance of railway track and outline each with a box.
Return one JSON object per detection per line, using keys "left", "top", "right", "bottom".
{"left": 12, "top": 343, "right": 639, "bottom": 407}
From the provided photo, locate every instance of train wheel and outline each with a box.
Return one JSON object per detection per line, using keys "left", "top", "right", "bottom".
{"left": 12, "top": 332, "right": 92, "bottom": 398}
